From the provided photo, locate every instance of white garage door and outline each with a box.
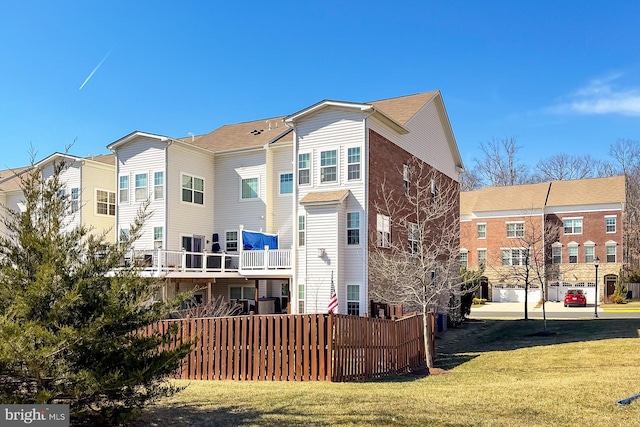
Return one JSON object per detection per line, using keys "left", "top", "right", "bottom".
{"left": 493, "top": 285, "right": 541, "bottom": 303}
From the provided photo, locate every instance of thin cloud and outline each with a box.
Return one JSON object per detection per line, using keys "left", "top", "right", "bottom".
{"left": 550, "top": 73, "right": 640, "bottom": 117}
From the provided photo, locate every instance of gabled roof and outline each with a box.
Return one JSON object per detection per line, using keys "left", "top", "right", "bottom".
{"left": 369, "top": 91, "right": 439, "bottom": 125}
{"left": 35, "top": 152, "right": 116, "bottom": 169}
{"left": 189, "top": 116, "right": 293, "bottom": 154}
{"left": 461, "top": 176, "right": 626, "bottom": 215}
{"left": 107, "top": 131, "right": 170, "bottom": 150}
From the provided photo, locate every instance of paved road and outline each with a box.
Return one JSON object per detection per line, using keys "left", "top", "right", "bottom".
{"left": 469, "top": 302, "right": 640, "bottom": 320}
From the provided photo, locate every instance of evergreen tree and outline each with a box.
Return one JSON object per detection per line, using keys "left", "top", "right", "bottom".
{"left": 0, "top": 159, "right": 192, "bottom": 425}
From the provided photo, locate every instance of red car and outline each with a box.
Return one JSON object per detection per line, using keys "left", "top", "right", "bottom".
{"left": 564, "top": 289, "right": 587, "bottom": 307}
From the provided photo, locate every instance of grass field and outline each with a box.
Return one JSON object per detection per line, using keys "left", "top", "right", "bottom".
{"left": 137, "top": 319, "right": 640, "bottom": 426}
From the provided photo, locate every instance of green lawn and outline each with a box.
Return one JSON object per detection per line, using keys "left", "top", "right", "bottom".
{"left": 137, "top": 319, "right": 640, "bottom": 427}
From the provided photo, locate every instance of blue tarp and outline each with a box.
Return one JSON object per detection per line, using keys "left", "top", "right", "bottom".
{"left": 242, "top": 230, "right": 278, "bottom": 250}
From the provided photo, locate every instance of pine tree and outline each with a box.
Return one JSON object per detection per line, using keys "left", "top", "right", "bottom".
{"left": 0, "top": 159, "right": 192, "bottom": 425}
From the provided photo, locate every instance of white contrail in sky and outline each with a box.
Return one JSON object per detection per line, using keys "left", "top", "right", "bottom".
{"left": 79, "top": 50, "right": 112, "bottom": 90}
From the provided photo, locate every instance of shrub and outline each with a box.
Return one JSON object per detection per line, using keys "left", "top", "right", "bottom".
{"left": 472, "top": 298, "right": 487, "bottom": 305}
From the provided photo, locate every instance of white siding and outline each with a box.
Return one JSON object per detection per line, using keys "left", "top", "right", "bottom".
{"left": 116, "top": 137, "right": 168, "bottom": 250}
{"left": 41, "top": 160, "right": 82, "bottom": 232}
{"left": 269, "top": 145, "right": 294, "bottom": 248}
{"left": 302, "top": 206, "right": 338, "bottom": 313}
{"left": 368, "top": 98, "right": 459, "bottom": 180}
{"left": 213, "top": 150, "right": 267, "bottom": 250}
{"left": 166, "top": 143, "right": 215, "bottom": 251}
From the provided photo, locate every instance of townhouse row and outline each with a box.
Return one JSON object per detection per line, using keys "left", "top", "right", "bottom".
{"left": 460, "top": 176, "right": 626, "bottom": 304}
{"left": 0, "top": 91, "right": 464, "bottom": 316}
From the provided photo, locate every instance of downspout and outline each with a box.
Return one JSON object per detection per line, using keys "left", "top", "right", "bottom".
{"left": 363, "top": 109, "right": 375, "bottom": 316}
{"left": 165, "top": 139, "right": 172, "bottom": 252}
{"left": 542, "top": 181, "right": 552, "bottom": 328}
{"left": 284, "top": 119, "right": 300, "bottom": 313}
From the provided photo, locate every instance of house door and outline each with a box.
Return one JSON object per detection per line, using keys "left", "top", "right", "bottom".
{"left": 605, "top": 275, "right": 617, "bottom": 299}
{"left": 182, "top": 235, "right": 205, "bottom": 269}
{"left": 480, "top": 277, "right": 489, "bottom": 300}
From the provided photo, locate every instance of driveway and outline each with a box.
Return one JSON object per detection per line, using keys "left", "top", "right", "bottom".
{"left": 470, "top": 301, "right": 640, "bottom": 319}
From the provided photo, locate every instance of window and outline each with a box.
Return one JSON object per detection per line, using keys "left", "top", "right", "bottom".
{"left": 408, "top": 222, "right": 419, "bottom": 254}
{"left": 347, "top": 147, "right": 360, "bottom": 180}
{"left": 279, "top": 173, "right": 293, "bottom": 195}
{"left": 182, "top": 174, "right": 204, "bottom": 205}
{"left": 403, "top": 164, "right": 410, "bottom": 195}
{"left": 119, "top": 228, "right": 130, "bottom": 243}
{"left": 552, "top": 245, "right": 562, "bottom": 264}
{"left": 585, "top": 245, "right": 595, "bottom": 263}
{"left": 298, "top": 284, "right": 305, "bottom": 313}
{"left": 568, "top": 245, "right": 578, "bottom": 264}
{"left": 502, "top": 248, "right": 528, "bottom": 266}
{"left": 430, "top": 179, "right": 438, "bottom": 200}
{"left": 230, "top": 286, "right": 255, "bottom": 301}
{"left": 460, "top": 251, "right": 468, "bottom": 268}
{"left": 154, "top": 172, "right": 164, "bottom": 200}
{"left": 606, "top": 216, "right": 616, "bottom": 233}
{"left": 96, "top": 189, "right": 116, "bottom": 216}
{"left": 478, "top": 249, "right": 487, "bottom": 266}
{"left": 298, "top": 215, "right": 305, "bottom": 246}
{"left": 563, "top": 218, "right": 583, "bottom": 235}
{"left": 241, "top": 177, "right": 259, "bottom": 200}
{"left": 347, "top": 284, "right": 360, "bottom": 316}
{"left": 298, "top": 153, "right": 310, "bottom": 185}
{"left": 606, "top": 244, "right": 616, "bottom": 263}
{"left": 347, "top": 212, "right": 360, "bottom": 245}
{"left": 320, "top": 150, "right": 337, "bottom": 183}
{"left": 506, "top": 222, "right": 524, "bottom": 238}
{"left": 226, "top": 231, "right": 238, "bottom": 252}
{"left": 135, "top": 173, "right": 148, "bottom": 201}
{"left": 377, "top": 213, "right": 391, "bottom": 248}
{"left": 477, "top": 223, "right": 486, "bottom": 239}
{"left": 154, "top": 227, "right": 163, "bottom": 249}
{"left": 70, "top": 187, "right": 79, "bottom": 213}
{"left": 119, "top": 175, "right": 129, "bottom": 203}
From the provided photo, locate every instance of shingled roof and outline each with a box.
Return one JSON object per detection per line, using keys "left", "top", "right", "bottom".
{"left": 188, "top": 117, "right": 292, "bottom": 153}
{"left": 461, "top": 176, "right": 625, "bottom": 215}
{"left": 369, "top": 91, "right": 439, "bottom": 125}
{"left": 0, "top": 166, "right": 31, "bottom": 192}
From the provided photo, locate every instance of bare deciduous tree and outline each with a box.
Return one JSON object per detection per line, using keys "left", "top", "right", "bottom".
{"left": 609, "top": 139, "right": 640, "bottom": 274}
{"left": 532, "top": 153, "right": 602, "bottom": 182}
{"left": 368, "top": 158, "right": 478, "bottom": 370}
{"left": 459, "top": 167, "right": 483, "bottom": 191}
{"left": 491, "top": 213, "right": 562, "bottom": 323}
{"left": 474, "top": 137, "right": 531, "bottom": 187}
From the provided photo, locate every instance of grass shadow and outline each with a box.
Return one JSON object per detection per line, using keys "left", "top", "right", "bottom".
{"left": 435, "top": 318, "right": 640, "bottom": 370}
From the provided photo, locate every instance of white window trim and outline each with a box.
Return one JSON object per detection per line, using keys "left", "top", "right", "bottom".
{"left": 298, "top": 214, "right": 306, "bottom": 247}
{"left": 506, "top": 221, "right": 525, "bottom": 238}
{"left": 377, "top": 213, "right": 391, "bottom": 248}
{"left": 153, "top": 171, "right": 165, "bottom": 201}
{"left": 346, "top": 211, "right": 361, "bottom": 246}
{"left": 605, "top": 240, "right": 617, "bottom": 263}
{"left": 134, "top": 172, "right": 149, "bottom": 202}
{"left": 567, "top": 243, "right": 579, "bottom": 264}
{"left": 95, "top": 187, "right": 116, "bottom": 217}
{"left": 119, "top": 174, "right": 130, "bottom": 204}
{"left": 551, "top": 242, "right": 563, "bottom": 264}
{"left": 319, "top": 148, "right": 338, "bottom": 185}
{"left": 346, "top": 284, "right": 361, "bottom": 316}
{"left": 298, "top": 151, "right": 312, "bottom": 186}
{"left": 501, "top": 247, "right": 528, "bottom": 266}
{"left": 240, "top": 176, "right": 260, "bottom": 201}
{"left": 477, "top": 248, "right": 487, "bottom": 266}
{"left": 584, "top": 243, "right": 595, "bottom": 263}
{"left": 563, "top": 216, "right": 583, "bottom": 235}
{"left": 180, "top": 172, "right": 205, "bottom": 207}
{"left": 346, "top": 146, "right": 361, "bottom": 182}
{"left": 460, "top": 249, "right": 469, "bottom": 268}
{"left": 477, "top": 222, "right": 487, "bottom": 239}
{"left": 605, "top": 215, "right": 617, "bottom": 233}
{"left": 278, "top": 171, "right": 294, "bottom": 196}
{"left": 153, "top": 226, "right": 164, "bottom": 249}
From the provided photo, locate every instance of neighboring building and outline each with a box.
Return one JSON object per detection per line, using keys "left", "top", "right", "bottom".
{"left": 460, "top": 176, "right": 625, "bottom": 304}
{"left": 107, "top": 91, "right": 464, "bottom": 315}
{"left": 0, "top": 154, "right": 117, "bottom": 242}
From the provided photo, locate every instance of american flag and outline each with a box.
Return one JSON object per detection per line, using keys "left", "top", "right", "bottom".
{"left": 327, "top": 272, "right": 338, "bottom": 314}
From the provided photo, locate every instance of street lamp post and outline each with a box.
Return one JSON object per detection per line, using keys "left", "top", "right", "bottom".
{"left": 594, "top": 256, "right": 600, "bottom": 318}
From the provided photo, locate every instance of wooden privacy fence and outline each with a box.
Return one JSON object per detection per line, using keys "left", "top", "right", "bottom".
{"left": 141, "top": 312, "right": 431, "bottom": 382}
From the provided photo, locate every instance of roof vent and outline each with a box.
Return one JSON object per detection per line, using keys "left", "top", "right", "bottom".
{"left": 250, "top": 129, "right": 264, "bottom": 136}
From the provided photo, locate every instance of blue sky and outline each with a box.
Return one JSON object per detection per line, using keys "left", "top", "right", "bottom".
{"left": 1, "top": 1, "right": 639, "bottom": 170}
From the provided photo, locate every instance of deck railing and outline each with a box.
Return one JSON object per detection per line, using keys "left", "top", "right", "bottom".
{"left": 128, "top": 248, "right": 291, "bottom": 274}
